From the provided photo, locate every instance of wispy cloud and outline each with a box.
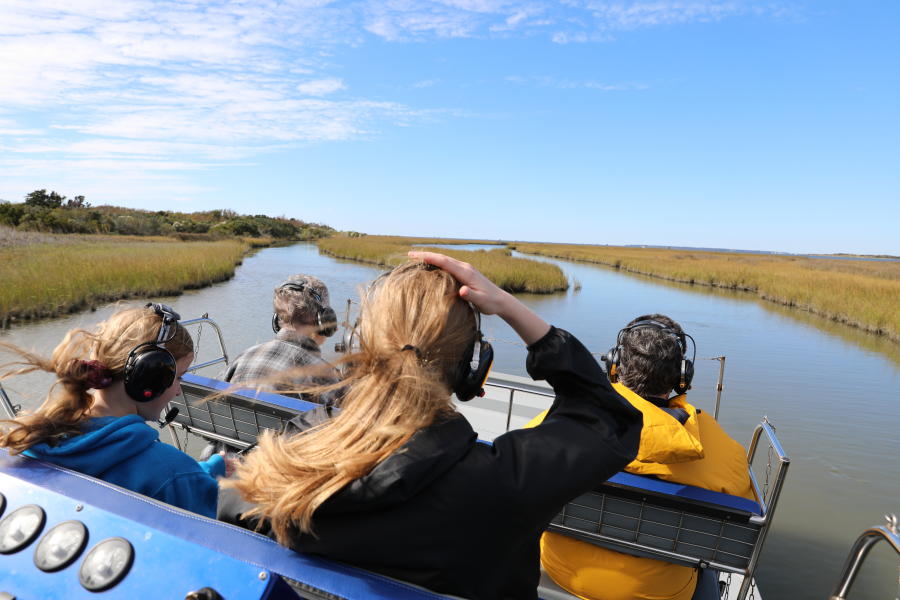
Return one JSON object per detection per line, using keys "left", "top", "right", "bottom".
{"left": 0, "top": 0, "right": 791, "bottom": 204}
{"left": 411, "top": 78, "right": 442, "bottom": 88}
{"left": 506, "top": 75, "right": 648, "bottom": 91}
{"left": 297, "top": 78, "right": 348, "bottom": 96}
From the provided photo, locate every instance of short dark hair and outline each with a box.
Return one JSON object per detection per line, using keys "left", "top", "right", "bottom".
{"left": 617, "top": 314, "right": 685, "bottom": 398}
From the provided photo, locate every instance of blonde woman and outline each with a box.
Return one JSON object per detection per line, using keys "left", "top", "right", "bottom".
{"left": 1, "top": 304, "right": 228, "bottom": 517}
{"left": 224, "top": 253, "right": 642, "bottom": 600}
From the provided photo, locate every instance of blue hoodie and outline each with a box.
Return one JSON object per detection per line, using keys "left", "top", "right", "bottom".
{"left": 24, "top": 415, "right": 225, "bottom": 518}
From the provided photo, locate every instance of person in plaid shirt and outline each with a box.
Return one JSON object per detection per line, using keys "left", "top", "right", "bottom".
{"left": 222, "top": 274, "right": 340, "bottom": 405}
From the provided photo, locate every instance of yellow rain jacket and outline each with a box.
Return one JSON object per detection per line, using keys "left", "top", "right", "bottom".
{"left": 527, "top": 382, "right": 754, "bottom": 600}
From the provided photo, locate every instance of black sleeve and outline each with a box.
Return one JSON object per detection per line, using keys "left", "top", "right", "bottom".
{"left": 488, "top": 326, "right": 642, "bottom": 520}
{"left": 216, "top": 486, "right": 269, "bottom": 534}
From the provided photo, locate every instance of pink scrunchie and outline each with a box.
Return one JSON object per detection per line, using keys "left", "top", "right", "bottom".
{"left": 80, "top": 360, "right": 113, "bottom": 390}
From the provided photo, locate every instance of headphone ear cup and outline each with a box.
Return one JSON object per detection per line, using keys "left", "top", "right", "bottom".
{"left": 604, "top": 346, "right": 620, "bottom": 382}
{"left": 124, "top": 346, "right": 177, "bottom": 402}
{"left": 271, "top": 313, "right": 281, "bottom": 334}
{"left": 680, "top": 358, "right": 694, "bottom": 392}
{"left": 453, "top": 339, "right": 494, "bottom": 402}
{"left": 318, "top": 306, "right": 337, "bottom": 337}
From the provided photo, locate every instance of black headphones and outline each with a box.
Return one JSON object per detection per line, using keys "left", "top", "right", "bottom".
{"left": 453, "top": 305, "right": 494, "bottom": 402}
{"left": 272, "top": 280, "right": 337, "bottom": 338}
{"left": 123, "top": 303, "right": 181, "bottom": 403}
{"left": 603, "top": 319, "right": 695, "bottom": 395}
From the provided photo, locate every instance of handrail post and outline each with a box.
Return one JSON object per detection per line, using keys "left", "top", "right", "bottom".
{"left": 829, "top": 514, "right": 900, "bottom": 600}
{"left": 713, "top": 356, "right": 725, "bottom": 420}
{"left": 0, "top": 382, "right": 18, "bottom": 419}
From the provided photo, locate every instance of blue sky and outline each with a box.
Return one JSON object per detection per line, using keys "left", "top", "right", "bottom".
{"left": 1, "top": 1, "right": 897, "bottom": 255}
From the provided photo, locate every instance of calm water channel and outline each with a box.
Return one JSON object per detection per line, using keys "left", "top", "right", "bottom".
{"left": 2, "top": 242, "right": 898, "bottom": 599}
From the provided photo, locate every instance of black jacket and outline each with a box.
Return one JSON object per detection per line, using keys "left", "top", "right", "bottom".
{"left": 220, "top": 327, "right": 642, "bottom": 600}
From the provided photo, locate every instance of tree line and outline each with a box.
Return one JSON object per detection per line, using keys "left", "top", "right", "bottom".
{"left": 0, "top": 190, "right": 335, "bottom": 240}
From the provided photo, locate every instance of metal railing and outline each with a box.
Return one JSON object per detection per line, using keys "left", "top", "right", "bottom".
{"left": 0, "top": 382, "right": 18, "bottom": 419}
{"left": 484, "top": 357, "right": 729, "bottom": 433}
{"left": 180, "top": 315, "right": 230, "bottom": 372}
{"left": 829, "top": 513, "right": 900, "bottom": 600}
{"left": 737, "top": 418, "right": 790, "bottom": 600}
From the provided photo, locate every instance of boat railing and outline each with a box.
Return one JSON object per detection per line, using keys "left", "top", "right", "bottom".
{"left": 828, "top": 513, "right": 900, "bottom": 600}
{"left": 0, "top": 381, "right": 19, "bottom": 419}
{"left": 181, "top": 315, "right": 231, "bottom": 373}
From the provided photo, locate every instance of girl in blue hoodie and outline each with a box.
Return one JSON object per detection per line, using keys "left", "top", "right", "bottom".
{"left": 0, "top": 304, "right": 226, "bottom": 517}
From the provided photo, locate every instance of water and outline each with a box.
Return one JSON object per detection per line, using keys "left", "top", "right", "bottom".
{"left": 2, "top": 242, "right": 898, "bottom": 599}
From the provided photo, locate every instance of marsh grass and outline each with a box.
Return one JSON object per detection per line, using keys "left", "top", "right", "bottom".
{"left": 511, "top": 243, "right": 900, "bottom": 342}
{"left": 0, "top": 237, "right": 247, "bottom": 325}
{"left": 318, "top": 236, "right": 567, "bottom": 293}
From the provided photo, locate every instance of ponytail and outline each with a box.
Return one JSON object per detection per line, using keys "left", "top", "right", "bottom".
{"left": 0, "top": 333, "right": 101, "bottom": 453}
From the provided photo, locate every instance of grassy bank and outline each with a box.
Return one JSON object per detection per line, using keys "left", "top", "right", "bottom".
{"left": 0, "top": 230, "right": 247, "bottom": 326}
{"left": 318, "top": 236, "right": 568, "bottom": 293}
{"left": 510, "top": 243, "right": 900, "bottom": 342}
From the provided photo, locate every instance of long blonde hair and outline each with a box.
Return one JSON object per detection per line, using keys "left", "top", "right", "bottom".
{"left": 227, "top": 261, "right": 477, "bottom": 542}
{"left": 0, "top": 306, "right": 193, "bottom": 453}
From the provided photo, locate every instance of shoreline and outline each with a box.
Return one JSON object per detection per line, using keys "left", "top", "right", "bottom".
{"left": 317, "top": 236, "right": 569, "bottom": 294}
{"left": 0, "top": 236, "right": 298, "bottom": 329}
{"left": 511, "top": 245, "right": 900, "bottom": 344}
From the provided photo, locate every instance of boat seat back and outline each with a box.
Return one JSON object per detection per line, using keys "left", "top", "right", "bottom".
{"left": 547, "top": 470, "right": 762, "bottom": 571}
{"left": 170, "top": 373, "right": 318, "bottom": 449}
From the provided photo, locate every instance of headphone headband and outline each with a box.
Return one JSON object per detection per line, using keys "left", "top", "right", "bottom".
{"left": 272, "top": 280, "right": 336, "bottom": 337}
{"left": 604, "top": 318, "right": 696, "bottom": 394}
{"left": 147, "top": 303, "right": 181, "bottom": 346}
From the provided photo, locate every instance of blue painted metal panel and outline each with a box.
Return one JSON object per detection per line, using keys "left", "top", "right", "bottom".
{"left": 0, "top": 469, "right": 276, "bottom": 599}
{"left": 0, "top": 450, "right": 456, "bottom": 599}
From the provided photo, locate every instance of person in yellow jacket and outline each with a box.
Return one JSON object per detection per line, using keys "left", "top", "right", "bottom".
{"left": 526, "top": 314, "right": 754, "bottom": 600}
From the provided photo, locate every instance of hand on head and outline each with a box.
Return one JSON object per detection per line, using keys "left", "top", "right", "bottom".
{"left": 407, "top": 251, "right": 508, "bottom": 316}
{"left": 407, "top": 251, "right": 550, "bottom": 346}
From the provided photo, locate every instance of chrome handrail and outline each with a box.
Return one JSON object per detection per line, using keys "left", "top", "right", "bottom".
{"left": 829, "top": 514, "right": 900, "bottom": 600}
{"left": 740, "top": 418, "right": 790, "bottom": 600}
{"left": 181, "top": 316, "right": 230, "bottom": 372}
{"left": 0, "top": 382, "right": 18, "bottom": 419}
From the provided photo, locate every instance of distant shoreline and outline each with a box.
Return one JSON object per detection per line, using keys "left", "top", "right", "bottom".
{"left": 508, "top": 242, "right": 900, "bottom": 344}
{"left": 0, "top": 234, "right": 262, "bottom": 328}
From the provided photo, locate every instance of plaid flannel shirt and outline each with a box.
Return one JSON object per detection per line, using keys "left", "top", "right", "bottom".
{"left": 221, "top": 329, "right": 340, "bottom": 405}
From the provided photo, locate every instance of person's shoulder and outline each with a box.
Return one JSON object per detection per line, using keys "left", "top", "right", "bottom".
{"left": 142, "top": 440, "right": 207, "bottom": 475}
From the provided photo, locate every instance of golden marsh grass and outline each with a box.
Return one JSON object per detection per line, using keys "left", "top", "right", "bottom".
{"left": 0, "top": 236, "right": 246, "bottom": 325}
{"left": 318, "top": 236, "right": 567, "bottom": 293}
{"left": 511, "top": 243, "right": 900, "bottom": 342}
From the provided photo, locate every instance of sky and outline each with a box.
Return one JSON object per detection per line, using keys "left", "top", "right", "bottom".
{"left": 1, "top": 1, "right": 897, "bottom": 255}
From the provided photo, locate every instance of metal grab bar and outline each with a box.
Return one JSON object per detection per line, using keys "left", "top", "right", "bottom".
{"left": 739, "top": 418, "right": 790, "bottom": 600}
{"left": 181, "top": 316, "right": 230, "bottom": 372}
{"left": 829, "top": 514, "right": 900, "bottom": 600}
{"left": 0, "top": 382, "right": 18, "bottom": 419}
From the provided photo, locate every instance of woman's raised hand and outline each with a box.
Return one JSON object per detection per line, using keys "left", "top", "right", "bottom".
{"left": 407, "top": 251, "right": 550, "bottom": 345}
{"left": 407, "top": 251, "right": 508, "bottom": 315}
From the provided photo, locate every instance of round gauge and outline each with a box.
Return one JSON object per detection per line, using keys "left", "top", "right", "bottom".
{"left": 34, "top": 520, "right": 88, "bottom": 572}
{"left": 79, "top": 537, "right": 134, "bottom": 591}
{"left": 0, "top": 504, "right": 46, "bottom": 554}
